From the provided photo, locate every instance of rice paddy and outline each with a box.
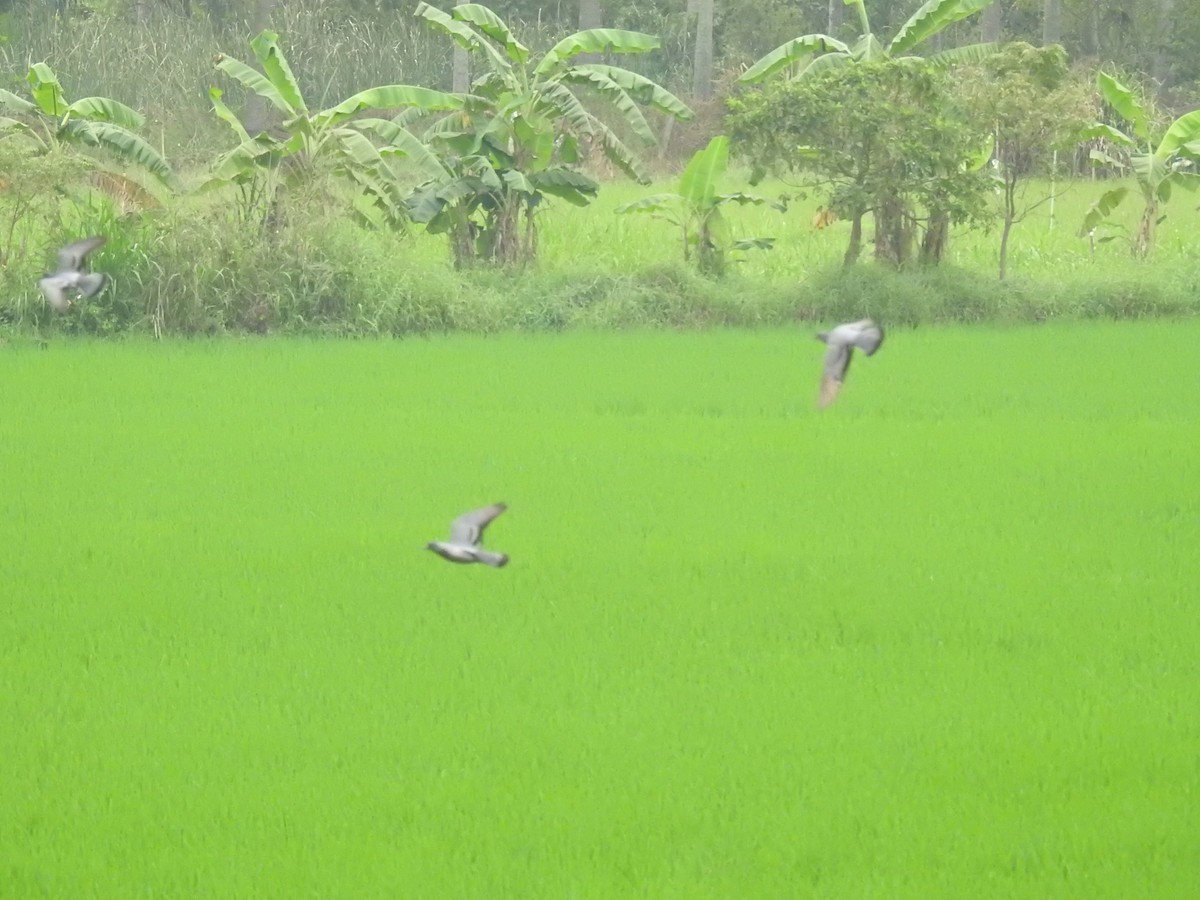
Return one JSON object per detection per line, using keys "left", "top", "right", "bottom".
{"left": 2, "top": 322, "right": 1198, "bottom": 897}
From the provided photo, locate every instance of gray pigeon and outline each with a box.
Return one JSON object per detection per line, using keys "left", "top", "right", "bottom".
{"left": 816, "top": 319, "right": 884, "bottom": 409}
{"left": 427, "top": 503, "right": 509, "bottom": 567}
{"left": 38, "top": 236, "right": 109, "bottom": 313}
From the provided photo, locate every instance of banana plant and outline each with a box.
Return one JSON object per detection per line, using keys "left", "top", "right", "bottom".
{"left": 409, "top": 2, "right": 693, "bottom": 266}
{"left": 0, "top": 62, "right": 177, "bottom": 190}
{"left": 207, "top": 30, "right": 466, "bottom": 230}
{"left": 1079, "top": 72, "right": 1200, "bottom": 257}
{"left": 739, "top": 0, "right": 996, "bottom": 84}
{"left": 615, "top": 136, "right": 783, "bottom": 277}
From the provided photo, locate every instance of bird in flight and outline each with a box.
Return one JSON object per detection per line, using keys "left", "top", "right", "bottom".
{"left": 427, "top": 503, "right": 510, "bottom": 567}
{"left": 38, "top": 237, "right": 109, "bottom": 313}
{"left": 816, "top": 319, "right": 885, "bottom": 409}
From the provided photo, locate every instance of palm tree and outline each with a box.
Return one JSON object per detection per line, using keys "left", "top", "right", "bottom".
{"left": 409, "top": 2, "right": 693, "bottom": 266}
{"left": 0, "top": 62, "right": 177, "bottom": 190}
{"left": 207, "top": 30, "right": 465, "bottom": 230}
{"left": 1081, "top": 72, "right": 1200, "bottom": 257}
{"left": 738, "top": 0, "right": 997, "bottom": 84}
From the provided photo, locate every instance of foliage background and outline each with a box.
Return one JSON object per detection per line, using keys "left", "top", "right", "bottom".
{"left": 0, "top": 0, "right": 1197, "bottom": 337}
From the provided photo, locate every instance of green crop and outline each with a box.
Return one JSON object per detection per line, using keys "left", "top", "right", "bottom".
{"left": 2, "top": 324, "right": 1197, "bottom": 897}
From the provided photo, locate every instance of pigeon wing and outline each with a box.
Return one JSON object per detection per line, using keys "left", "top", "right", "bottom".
{"left": 851, "top": 321, "right": 884, "bottom": 356}
{"left": 56, "top": 236, "right": 106, "bottom": 272}
{"left": 822, "top": 340, "right": 852, "bottom": 383}
{"left": 448, "top": 503, "right": 507, "bottom": 546}
{"left": 38, "top": 275, "right": 71, "bottom": 312}
{"left": 75, "top": 272, "right": 108, "bottom": 299}
{"left": 818, "top": 341, "right": 851, "bottom": 409}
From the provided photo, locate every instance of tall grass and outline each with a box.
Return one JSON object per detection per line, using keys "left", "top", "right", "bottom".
{"left": 0, "top": 2, "right": 460, "bottom": 161}
{"left": 4, "top": 165, "right": 1199, "bottom": 339}
{"left": 2, "top": 324, "right": 1198, "bottom": 896}
{"left": 0, "top": 0, "right": 686, "bottom": 169}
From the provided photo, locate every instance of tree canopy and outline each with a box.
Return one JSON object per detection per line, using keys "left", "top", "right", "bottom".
{"left": 728, "top": 59, "right": 992, "bottom": 267}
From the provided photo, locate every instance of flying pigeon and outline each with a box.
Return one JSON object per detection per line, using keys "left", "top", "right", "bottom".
{"left": 38, "top": 236, "right": 109, "bottom": 313}
{"left": 816, "top": 319, "right": 885, "bottom": 409}
{"left": 426, "top": 503, "right": 509, "bottom": 567}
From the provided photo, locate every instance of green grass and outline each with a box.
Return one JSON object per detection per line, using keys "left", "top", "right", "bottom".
{"left": 2, "top": 323, "right": 1198, "bottom": 897}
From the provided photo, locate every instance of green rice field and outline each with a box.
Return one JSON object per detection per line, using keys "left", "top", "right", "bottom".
{"left": 2, "top": 322, "right": 1198, "bottom": 897}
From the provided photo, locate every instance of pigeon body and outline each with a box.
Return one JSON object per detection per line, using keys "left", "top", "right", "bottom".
{"left": 38, "top": 237, "right": 108, "bottom": 312}
{"left": 427, "top": 503, "right": 509, "bottom": 567}
{"left": 816, "top": 319, "right": 884, "bottom": 408}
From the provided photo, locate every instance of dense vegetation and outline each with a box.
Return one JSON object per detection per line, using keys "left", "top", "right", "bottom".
{"left": 0, "top": 0, "right": 1198, "bottom": 337}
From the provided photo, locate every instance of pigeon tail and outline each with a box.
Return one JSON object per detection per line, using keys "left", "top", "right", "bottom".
{"left": 818, "top": 376, "right": 842, "bottom": 409}
{"left": 474, "top": 550, "right": 509, "bottom": 568}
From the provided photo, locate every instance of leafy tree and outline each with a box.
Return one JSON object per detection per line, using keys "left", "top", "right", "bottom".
{"left": 1081, "top": 71, "right": 1200, "bottom": 257}
{"left": 956, "top": 42, "right": 1094, "bottom": 278}
{"left": 615, "top": 135, "right": 783, "bottom": 276}
{"left": 0, "top": 62, "right": 177, "bottom": 190}
{"left": 737, "top": 0, "right": 997, "bottom": 85}
{"left": 408, "top": 2, "right": 693, "bottom": 267}
{"left": 732, "top": 0, "right": 998, "bottom": 267}
{"left": 728, "top": 59, "right": 991, "bottom": 267}
{"left": 207, "top": 30, "right": 466, "bottom": 230}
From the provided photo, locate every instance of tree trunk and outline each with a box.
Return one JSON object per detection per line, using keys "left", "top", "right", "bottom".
{"left": 1042, "top": 0, "right": 1062, "bottom": 45}
{"left": 697, "top": 219, "right": 726, "bottom": 277}
{"left": 243, "top": 0, "right": 280, "bottom": 136}
{"left": 200, "top": 0, "right": 227, "bottom": 21}
{"left": 691, "top": 0, "right": 714, "bottom": 100}
{"left": 1134, "top": 197, "right": 1157, "bottom": 258}
{"left": 491, "top": 199, "right": 523, "bottom": 266}
{"left": 1154, "top": 0, "right": 1174, "bottom": 86}
{"left": 578, "top": 0, "right": 602, "bottom": 30}
{"left": 843, "top": 211, "right": 863, "bottom": 267}
{"left": 576, "top": 0, "right": 602, "bottom": 63}
{"left": 827, "top": 0, "right": 842, "bottom": 36}
{"left": 873, "top": 197, "right": 912, "bottom": 268}
{"left": 657, "top": 115, "right": 675, "bottom": 162}
{"left": 450, "top": 214, "right": 477, "bottom": 269}
{"left": 981, "top": 0, "right": 1001, "bottom": 43}
{"left": 998, "top": 174, "right": 1017, "bottom": 279}
{"left": 919, "top": 209, "right": 949, "bottom": 266}
{"left": 998, "top": 218, "right": 1012, "bottom": 280}
{"left": 456, "top": 195, "right": 535, "bottom": 268}
{"left": 452, "top": 46, "right": 470, "bottom": 93}
{"left": 1085, "top": 3, "right": 1100, "bottom": 55}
